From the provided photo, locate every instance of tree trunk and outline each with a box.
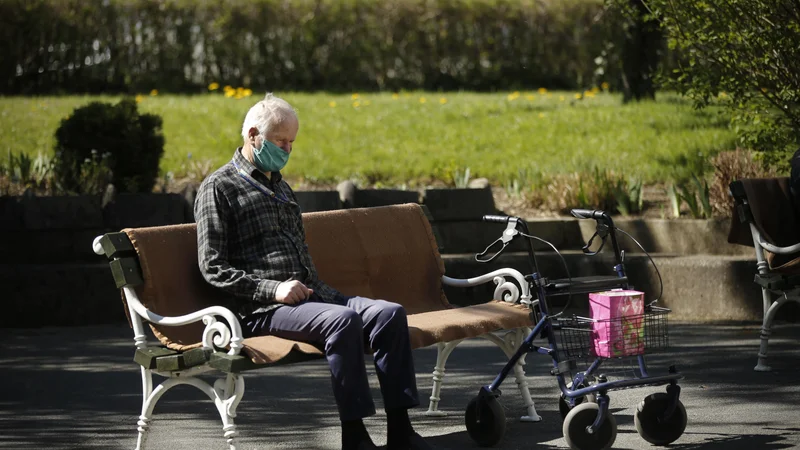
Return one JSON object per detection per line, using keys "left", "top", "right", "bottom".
{"left": 622, "top": 0, "right": 663, "bottom": 103}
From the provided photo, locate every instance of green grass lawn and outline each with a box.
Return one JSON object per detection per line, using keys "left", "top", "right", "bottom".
{"left": 0, "top": 90, "right": 736, "bottom": 188}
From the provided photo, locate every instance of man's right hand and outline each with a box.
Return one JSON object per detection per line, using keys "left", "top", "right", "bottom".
{"left": 274, "top": 280, "right": 314, "bottom": 305}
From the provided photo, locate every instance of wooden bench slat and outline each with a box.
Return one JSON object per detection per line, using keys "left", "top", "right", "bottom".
{"left": 110, "top": 256, "right": 144, "bottom": 288}
{"left": 209, "top": 351, "right": 323, "bottom": 374}
{"left": 100, "top": 232, "right": 137, "bottom": 260}
{"left": 134, "top": 347, "right": 178, "bottom": 369}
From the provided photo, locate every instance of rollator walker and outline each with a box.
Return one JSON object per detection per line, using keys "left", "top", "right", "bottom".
{"left": 464, "top": 209, "right": 687, "bottom": 450}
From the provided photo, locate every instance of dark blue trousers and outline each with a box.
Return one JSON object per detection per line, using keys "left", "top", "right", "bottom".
{"left": 243, "top": 296, "right": 420, "bottom": 421}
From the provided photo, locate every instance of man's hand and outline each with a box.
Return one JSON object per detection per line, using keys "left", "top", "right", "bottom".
{"left": 274, "top": 280, "right": 314, "bottom": 305}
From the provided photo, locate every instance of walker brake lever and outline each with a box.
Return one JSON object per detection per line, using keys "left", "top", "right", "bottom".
{"left": 581, "top": 223, "right": 609, "bottom": 256}
{"left": 476, "top": 220, "right": 519, "bottom": 263}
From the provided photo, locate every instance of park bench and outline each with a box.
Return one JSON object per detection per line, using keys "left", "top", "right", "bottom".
{"left": 93, "top": 203, "right": 541, "bottom": 450}
{"left": 729, "top": 177, "right": 800, "bottom": 371}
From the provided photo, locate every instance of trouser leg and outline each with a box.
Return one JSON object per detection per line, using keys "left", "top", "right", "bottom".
{"left": 243, "top": 302, "right": 376, "bottom": 420}
{"left": 344, "top": 296, "right": 420, "bottom": 410}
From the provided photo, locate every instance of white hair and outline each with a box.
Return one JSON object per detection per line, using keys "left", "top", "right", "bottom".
{"left": 241, "top": 93, "right": 298, "bottom": 141}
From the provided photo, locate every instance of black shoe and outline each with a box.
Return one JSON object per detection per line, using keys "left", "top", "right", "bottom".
{"left": 388, "top": 432, "right": 434, "bottom": 450}
{"left": 356, "top": 439, "right": 380, "bottom": 450}
{"left": 409, "top": 432, "right": 434, "bottom": 450}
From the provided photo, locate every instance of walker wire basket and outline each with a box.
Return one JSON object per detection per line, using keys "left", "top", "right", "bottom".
{"left": 556, "top": 306, "right": 671, "bottom": 361}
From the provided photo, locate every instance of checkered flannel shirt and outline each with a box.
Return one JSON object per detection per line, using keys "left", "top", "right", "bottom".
{"left": 194, "top": 148, "right": 343, "bottom": 318}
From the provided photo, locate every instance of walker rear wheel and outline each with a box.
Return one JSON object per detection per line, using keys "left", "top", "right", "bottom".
{"left": 563, "top": 402, "right": 617, "bottom": 450}
{"left": 634, "top": 393, "right": 687, "bottom": 446}
{"left": 465, "top": 395, "right": 506, "bottom": 447}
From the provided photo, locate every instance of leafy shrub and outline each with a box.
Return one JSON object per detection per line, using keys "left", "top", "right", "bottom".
{"left": 54, "top": 98, "right": 164, "bottom": 193}
{"left": 0, "top": 0, "right": 657, "bottom": 94}
{"left": 646, "top": 0, "right": 800, "bottom": 162}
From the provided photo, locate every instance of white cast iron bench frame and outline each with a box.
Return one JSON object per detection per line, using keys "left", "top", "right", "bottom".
{"left": 93, "top": 207, "right": 543, "bottom": 450}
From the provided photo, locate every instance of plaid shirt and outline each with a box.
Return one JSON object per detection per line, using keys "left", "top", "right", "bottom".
{"left": 194, "top": 148, "right": 342, "bottom": 318}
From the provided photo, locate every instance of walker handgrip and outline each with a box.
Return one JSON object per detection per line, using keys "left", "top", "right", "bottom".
{"left": 482, "top": 215, "right": 510, "bottom": 223}
{"left": 570, "top": 209, "right": 604, "bottom": 220}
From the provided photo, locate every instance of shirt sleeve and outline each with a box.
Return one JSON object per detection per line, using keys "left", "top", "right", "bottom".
{"left": 195, "top": 177, "right": 281, "bottom": 305}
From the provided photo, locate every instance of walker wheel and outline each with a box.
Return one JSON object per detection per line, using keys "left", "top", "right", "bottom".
{"left": 562, "top": 402, "right": 617, "bottom": 450}
{"left": 559, "top": 382, "right": 596, "bottom": 420}
{"left": 634, "top": 393, "right": 687, "bottom": 446}
{"left": 465, "top": 395, "right": 506, "bottom": 447}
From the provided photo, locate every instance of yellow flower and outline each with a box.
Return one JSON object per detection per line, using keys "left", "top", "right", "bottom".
{"left": 243, "top": 88, "right": 253, "bottom": 97}
{"left": 208, "top": 82, "right": 220, "bottom": 91}
{"left": 574, "top": 93, "right": 582, "bottom": 100}
{"left": 392, "top": 93, "right": 399, "bottom": 100}
{"left": 419, "top": 97, "right": 427, "bottom": 104}
{"left": 135, "top": 94, "right": 144, "bottom": 103}
{"left": 538, "top": 112, "right": 545, "bottom": 118}
{"left": 224, "top": 89, "right": 235, "bottom": 98}
{"left": 223, "top": 85, "right": 234, "bottom": 92}
{"left": 353, "top": 101, "right": 361, "bottom": 108}
{"left": 538, "top": 88, "right": 547, "bottom": 95}
{"left": 559, "top": 95, "right": 565, "bottom": 102}
{"left": 601, "top": 82, "right": 610, "bottom": 90}
{"left": 150, "top": 89, "right": 158, "bottom": 96}
{"left": 507, "top": 92, "right": 519, "bottom": 101}
{"left": 526, "top": 94, "right": 535, "bottom": 101}
{"left": 584, "top": 91, "right": 595, "bottom": 98}
{"left": 439, "top": 97, "right": 447, "bottom": 104}
{"left": 329, "top": 101, "right": 337, "bottom": 108}
{"left": 352, "top": 93, "right": 360, "bottom": 100}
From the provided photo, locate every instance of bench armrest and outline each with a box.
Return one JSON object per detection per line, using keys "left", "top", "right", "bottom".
{"left": 442, "top": 268, "right": 534, "bottom": 305}
{"left": 758, "top": 238, "right": 800, "bottom": 255}
{"left": 122, "top": 286, "right": 244, "bottom": 357}
{"left": 750, "top": 224, "right": 800, "bottom": 255}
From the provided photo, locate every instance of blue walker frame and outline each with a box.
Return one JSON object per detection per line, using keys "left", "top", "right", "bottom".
{"left": 471, "top": 208, "right": 684, "bottom": 444}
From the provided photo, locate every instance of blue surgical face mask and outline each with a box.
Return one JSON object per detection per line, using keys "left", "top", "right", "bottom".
{"left": 252, "top": 137, "right": 289, "bottom": 173}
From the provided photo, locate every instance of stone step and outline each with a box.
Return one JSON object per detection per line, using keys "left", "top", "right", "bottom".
{"left": 5, "top": 252, "right": 788, "bottom": 327}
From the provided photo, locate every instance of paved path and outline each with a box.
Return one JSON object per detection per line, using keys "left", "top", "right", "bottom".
{"left": 1, "top": 322, "right": 800, "bottom": 449}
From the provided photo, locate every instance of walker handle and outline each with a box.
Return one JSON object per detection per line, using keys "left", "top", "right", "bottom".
{"left": 482, "top": 214, "right": 511, "bottom": 223}
{"left": 570, "top": 209, "right": 606, "bottom": 220}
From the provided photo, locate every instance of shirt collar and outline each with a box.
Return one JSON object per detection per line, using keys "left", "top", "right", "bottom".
{"left": 233, "top": 147, "right": 283, "bottom": 184}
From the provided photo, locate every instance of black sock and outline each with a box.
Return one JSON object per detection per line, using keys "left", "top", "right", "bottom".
{"left": 342, "top": 419, "right": 372, "bottom": 450}
{"left": 386, "top": 407, "right": 414, "bottom": 448}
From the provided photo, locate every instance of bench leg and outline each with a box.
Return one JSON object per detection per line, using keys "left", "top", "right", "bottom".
{"left": 756, "top": 291, "right": 800, "bottom": 372}
{"left": 135, "top": 367, "right": 154, "bottom": 450}
{"left": 481, "top": 328, "right": 541, "bottom": 422}
{"left": 425, "top": 340, "right": 463, "bottom": 417}
{"left": 134, "top": 370, "right": 245, "bottom": 450}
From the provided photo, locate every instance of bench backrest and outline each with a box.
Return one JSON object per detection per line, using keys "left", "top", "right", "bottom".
{"left": 123, "top": 203, "right": 451, "bottom": 349}
{"left": 729, "top": 177, "right": 800, "bottom": 270}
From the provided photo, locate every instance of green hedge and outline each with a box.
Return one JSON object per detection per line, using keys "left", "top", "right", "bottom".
{"left": 1, "top": 0, "right": 634, "bottom": 94}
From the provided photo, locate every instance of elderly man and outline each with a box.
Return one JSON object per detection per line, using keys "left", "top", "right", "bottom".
{"left": 194, "top": 93, "right": 432, "bottom": 450}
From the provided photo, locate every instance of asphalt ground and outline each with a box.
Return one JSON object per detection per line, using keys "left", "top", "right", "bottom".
{"left": 1, "top": 321, "right": 800, "bottom": 450}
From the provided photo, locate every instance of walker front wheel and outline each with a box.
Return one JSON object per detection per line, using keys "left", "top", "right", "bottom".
{"left": 563, "top": 402, "right": 617, "bottom": 450}
{"left": 559, "top": 382, "right": 596, "bottom": 420}
{"left": 465, "top": 395, "right": 506, "bottom": 447}
{"left": 634, "top": 393, "right": 687, "bottom": 446}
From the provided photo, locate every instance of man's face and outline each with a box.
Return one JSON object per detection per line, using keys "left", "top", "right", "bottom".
{"left": 261, "top": 117, "right": 299, "bottom": 155}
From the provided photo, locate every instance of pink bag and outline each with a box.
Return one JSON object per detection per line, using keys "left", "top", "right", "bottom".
{"left": 589, "top": 290, "right": 645, "bottom": 357}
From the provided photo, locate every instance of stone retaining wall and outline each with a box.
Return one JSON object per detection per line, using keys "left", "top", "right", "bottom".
{"left": 1, "top": 188, "right": 763, "bottom": 327}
